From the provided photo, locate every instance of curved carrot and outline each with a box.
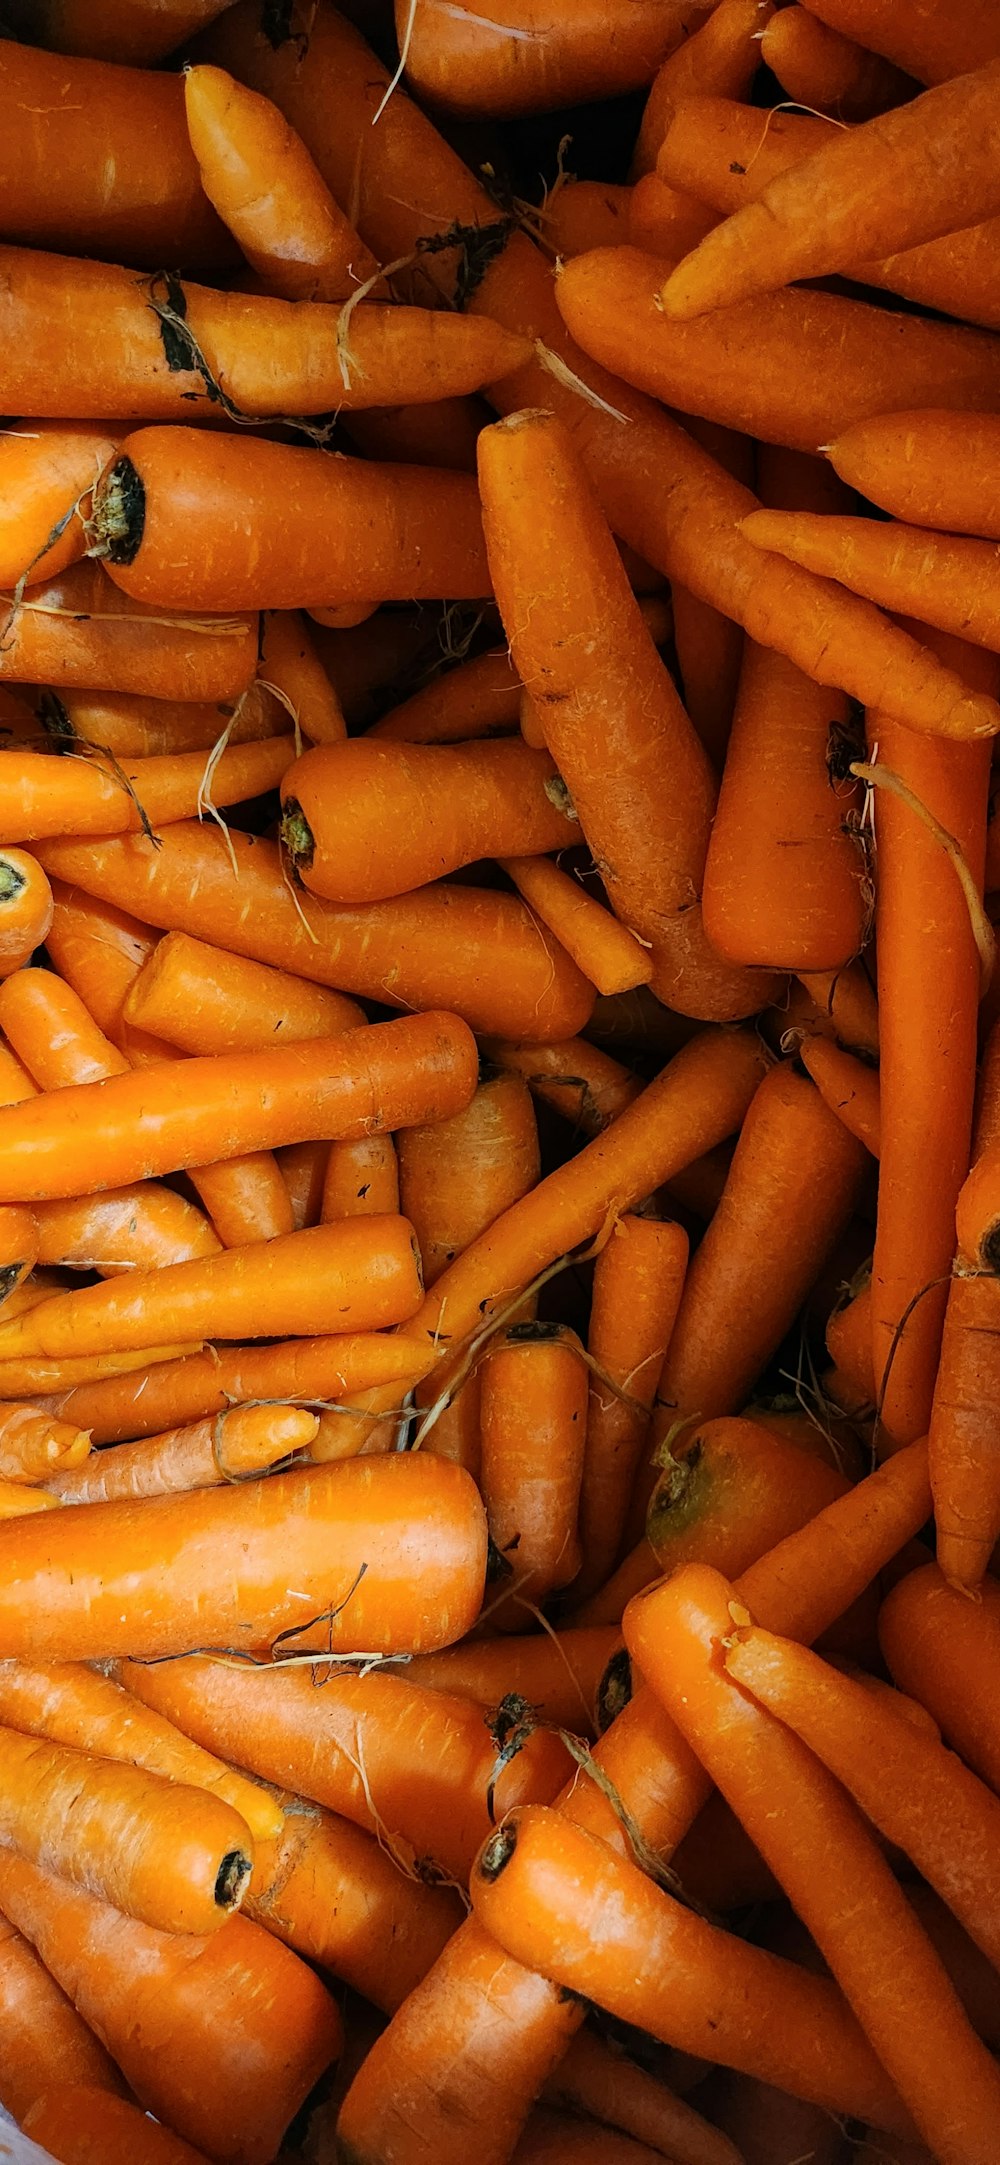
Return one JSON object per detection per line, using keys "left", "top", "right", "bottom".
{"left": 481, "top": 1322, "right": 590, "bottom": 1618}
{"left": 478, "top": 408, "right": 775, "bottom": 1021}
{"left": 631, "top": 0, "right": 770, "bottom": 177}
{"left": 540, "top": 180, "right": 633, "bottom": 260}
{"left": 829, "top": 410, "right": 1000, "bottom": 539}
{"left": 0, "top": 1405, "right": 90, "bottom": 1484}
{"left": 123, "top": 930, "right": 362, "bottom": 1054}
{"left": 399, "top": 1626, "right": 619, "bottom": 1736}
{"left": 0, "top": 422, "right": 117, "bottom": 591}
{"left": 512, "top": 2111, "right": 680, "bottom": 2165}
{"left": 0, "top": 1921, "right": 125, "bottom": 2127}
{"left": 760, "top": 6, "right": 915, "bottom": 116}
{"left": 184, "top": 62, "right": 378, "bottom": 302}
{"left": 122, "top": 1654, "right": 568, "bottom": 1886}
{"left": 0, "top": 1854, "right": 340, "bottom": 2165}
{"left": 743, "top": 509, "right": 1000, "bottom": 658}
{"left": 797, "top": 960, "right": 880, "bottom": 1056}
{"left": 0, "top": 559, "right": 258, "bottom": 704}
{"left": 625, "top": 1561, "right": 1000, "bottom": 2156}
{"left": 23, "top": 2089, "right": 211, "bottom": 2165}
{"left": 37, "top": 824, "right": 594, "bottom": 1042}
{"left": 47, "top": 1402, "right": 317, "bottom": 1505}
{"left": 501, "top": 858, "right": 654, "bottom": 997}
{"left": 880, "top": 1563, "right": 1000, "bottom": 1797}
{"left": 726, "top": 1622, "right": 1000, "bottom": 1974}
{"left": 280, "top": 738, "right": 575, "bottom": 903}
{"left": 800, "top": 1037, "right": 880, "bottom": 1157}
{"left": 395, "top": 0, "right": 694, "bottom": 120}
{"left": 369, "top": 649, "right": 522, "bottom": 745}
{"left": 480, "top": 1036, "right": 642, "bottom": 1138}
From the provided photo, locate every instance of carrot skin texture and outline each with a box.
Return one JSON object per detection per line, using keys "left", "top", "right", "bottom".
{"left": 760, "top": 6, "right": 915, "bottom": 118}
{"left": 0, "top": 423, "right": 118, "bottom": 591}
{"left": 23, "top": 2089, "right": 212, "bottom": 2165}
{"left": 781, "top": 0, "right": 1000, "bottom": 84}
{"left": 398, "top": 1628, "right": 619, "bottom": 1735}
{"left": 0, "top": 737, "right": 291, "bottom": 843}
{"left": 829, "top": 410, "right": 1000, "bottom": 539}
{"left": 46, "top": 1402, "right": 316, "bottom": 1505}
{"left": 480, "top": 1326, "right": 590, "bottom": 1616}
{"left": 0, "top": 561, "right": 258, "bottom": 704}
{"left": 631, "top": 0, "right": 769, "bottom": 179}
{"left": 0, "top": 1920, "right": 126, "bottom": 2127}
{"left": 928, "top": 1270, "right": 1000, "bottom": 1588}
{"left": 742, "top": 510, "right": 1000, "bottom": 658}
{"left": 880, "top": 1564, "right": 1000, "bottom": 1797}
{"left": 800, "top": 1038, "right": 880, "bottom": 1157}
{"left": 576, "top": 1213, "right": 688, "bottom": 1598}
{"left": 124, "top": 931, "right": 363, "bottom": 1055}
{"left": 0, "top": 1453, "right": 487, "bottom": 1661}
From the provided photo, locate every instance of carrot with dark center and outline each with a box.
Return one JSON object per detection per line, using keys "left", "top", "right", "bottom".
{"left": 0, "top": 421, "right": 117, "bottom": 590}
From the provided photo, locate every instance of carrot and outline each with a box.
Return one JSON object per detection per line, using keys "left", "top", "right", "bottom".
{"left": 540, "top": 180, "right": 633, "bottom": 261}
{"left": 797, "top": 960, "right": 880, "bottom": 1055}
{"left": 258, "top": 607, "right": 348, "bottom": 744}
{"left": 654, "top": 1062, "right": 867, "bottom": 1426}
{"left": 870, "top": 635, "right": 994, "bottom": 1446}
{"left": 0, "top": 1921, "right": 125, "bottom": 2127}
{"left": 512, "top": 2111, "right": 684, "bottom": 2165}
{"left": 312, "top": 609, "right": 432, "bottom": 729}
{"left": 480, "top": 1321, "right": 590, "bottom": 1618}
{"left": 0, "top": 733, "right": 292, "bottom": 845}
{"left": 0, "top": 1404, "right": 90, "bottom": 1484}
{"left": 123, "top": 930, "right": 362, "bottom": 1055}
{"left": 369, "top": 649, "right": 522, "bottom": 745}
{"left": 557, "top": 244, "right": 1000, "bottom": 459}
{"left": 0, "top": 1853, "right": 340, "bottom": 2165}
{"left": 480, "top": 1036, "right": 643, "bottom": 1137}
{"left": 0, "top": 1485, "right": 62, "bottom": 1520}
{"left": 36, "top": 1330, "right": 438, "bottom": 1447}
{"left": 782, "top": 0, "right": 1000, "bottom": 84}
{"left": 280, "top": 738, "right": 576, "bottom": 903}
{"left": 0, "top": 1656, "right": 281, "bottom": 1841}
{"left": 660, "top": 60, "right": 1000, "bottom": 319}
{"left": 760, "top": 6, "right": 916, "bottom": 116}
{"left": 575, "top": 1214, "right": 688, "bottom": 1599}
{"left": 626, "top": 1562, "right": 1000, "bottom": 2158}
{"left": 541, "top": 2031, "right": 745, "bottom": 2165}
{"left": 0, "top": 1012, "right": 477, "bottom": 1202}
{"left": 343, "top": 393, "right": 487, "bottom": 475}
{"left": 0, "top": 559, "right": 258, "bottom": 704}
{"left": 478, "top": 408, "right": 775, "bottom": 1021}
{"left": 800, "top": 1037, "right": 880, "bottom": 1156}
{"left": 121, "top": 1654, "right": 568, "bottom": 1885}
{"left": 880, "top": 1563, "right": 1000, "bottom": 1797}
{"left": 47, "top": 1402, "right": 316, "bottom": 1505}
{"left": 828, "top": 410, "right": 1000, "bottom": 539}
{"left": 23, "top": 2090, "right": 211, "bottom": 2165}
{"left": 36, "top": 823, "right": 594, "bottom": 1041}
{"left": 322, "top": 1134, "right": 399, "bottom": 1223}
{"left": 500, "top": 858, "right": 654, "bottom": 997}
{"left": 743, "top": 509, "right": 1000, "bottom": 659}
{"left": 0, "top": 1203, "right": 38, "bottom": 1308}
{"left": 726, "top": 1623, "right": 1000, "bottom": 1974}
{"left": 21, "top": 0, "right": 236, "bottom": 64}
{"left": 0, "top": 422, "right": 117, "bottom": 591}
{"left": 0, "top": 1450, "right": 486, "bottom": 1662}
{"left": 393, "top": 0, "right": 699, "bottom": 120}
{"left": 397, "top": 1627, "right": 620, "bottom": 1736}
{"left": 0, "top": 1346, "right": 207, "bottom": 1399}
{"left": 44, "top": 883, "right": 158, "bottom": 1050}
{"left": 925, "top": 1264, "right": 1000, "bottom": 1590}
{"left": 0, "top": 39, "right": 229, "bottom": 267}
{"left": 472, "top": 1804, "right": 908, "bottom": 2128}
{"left": 628, "top": 169, "right": 717, "bottom": 257}
{"left": 706, "top": 2069, "right": 845, "bottom": 2165}
{"left": 43, "top": 682, "right": 281, "bottom": 759}
{"left": 630, "top": 0, "right": 771, "bottom": 178}
{"left": 184, "top": 62, "right": 378, "bottom": 303}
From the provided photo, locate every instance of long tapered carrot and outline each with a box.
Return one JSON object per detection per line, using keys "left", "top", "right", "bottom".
{"left": 727, "top": 1623, "right": 1000, "bottom": 1974}
{"left": 36, "top": 825, "right": 593, "bottom": 1042}
{"left": 0, "top": 247, "right": 527, "bottom": 423}
{"left": 627, "top": 1562, "right": 1000, "bottom": 2159}
{"left": 0, "top": 1853, "right": 340, "bottom": 2165}
{"left": 481, "top": 1322, "right": 590, "bottom": 1618}
{"left": 0, "top": 560, "right": 258, "bottom": 704}
{"left": 258, "top": 607, "right": 348, "bottom": 743}
{"left": 184, "top": 63, "right": 378, "bottom": 302}
{"left": 0, "top": 1406, "right": 90, "bottom": 1485}
{"left": 870, "top": 634, "right": 995, "bottom": 1446}
{"left": 471, "top": 1805, "right": 908, "bottom": 2129}
{"left": 742, "top": 511, "right": 1000, "bottom": 657}
{"left": 280, "top": 738, "right": 576, "bottom": 903}
{"left": 630, "top": 0, "right": 769, "bottom": 178}
{"left": 926, "top": 1269, "right": 1000, "bottom": 1589}
{"left": 478, "top": 409, "right": 775, "bottom": 1021}
{"left": 760, "top": 6, "right": 915, "bottom": 117}
{"left": 0, "top": 422, "right": 118, "bottom": 591}
{"left": 557, "top": 244, "right": 1000, "bottom": 458}
{"left": 500, "top": 858, "right": 654, "bottom": 996}
{"left": 800, "top": 1037, "right": 880, "bottom": 1157}
{"left": 46, "top": 1403, "right": 316, "bottom": 1505}
{"left": 829, "top": 411, "right": 1000, "bottom": 539}
{"left": 369, "top": 649, "right": 522, "bottom": 745}
{"left": 23, "top": 2090, "right": 211, "bottom": 2165}
{"left": 880, "top": 1564, "right": 1000, "bottom": 1797}
{"left": 0, "top": 736, "right": 291, "bottom": 844}
{"left": 661, "top": 59, "right": 1000, "bottom": 319}
{"left": 0, "top": 850, "right": 53, "bottom": 981}
{"left": 123, "top": 931, "right": 362, "bottom": 1053}
{"left": 0, "top": 1919, "right": 126, "bottom": 2126}
{"left": 394, "top": 0, "right": 697, "bottom": 120}
{"left": 397, "top": 1627, "right": 619, "bottom": 1736}
{"left": 480, "top": 1036, "right": 643, "bottom": 1138}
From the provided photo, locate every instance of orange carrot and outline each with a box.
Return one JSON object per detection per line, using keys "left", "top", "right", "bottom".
{"left": 880, "top": 1563, "right": 1000, "bottom": 1797}
{"left": 541, "top": 2030, "right": 745, "bottom": 2165}
{"left": 540, "top": 180, "right": 633, "bottom": 260}
{"left": 500, "top": 858, "right": 654, "bottom": 996}
{"left": 797, "top": 960, "right": 880, "bottom": 1056}
{"left": 0, "top": 421, "right": 117, "bottom": 590}
{"left": 398, "top": 1071, "right": 541, "bottom": 1292}
{"left": 760, "top": 6, "right": 915, "bottom": 116}
{"left": 0, "top": 1920, "right": 126, "bottom": 2127}
{"left": 777, "top": 0, "right": 1000, "bottom": 84}
{"left": 800, "top": 1037, "right": 880, "bottom": 1156}
{"left": 0, "top": 1204, "right": 38, "bottom": 1307}
{"left": 23, "top": 2090, "right": 211, "bottom": 2165}
{"left": 828, "top": 409, "right": 1000, "bottom": 539}
{"left": 395, "top": 0, "right": 699, "bottom": 120}
{"left": 480, "top": 1036, "right": 643, "bottom": 1139}
{"left": 123, "top": 930, "right": 362, "bottom": 1054}
{"left": 0, "top": 1484, "right": 62, "bottom": 1521}
{"left": 279, "top": 1141, "right": 330, "bottom": 1230}
{"left": 0, "top": 1404, "right": 90, "bottom": 1484}
{"left": 0, "top": 559, "right": 258, "bottom": 704}
{"left": 258, "top": 608, "right": 348, "bottom": 744}
{"left": 0, "top": 733, "right": 294, "bottom": 845}
{"left": 628, "top": 169, "right": 717, "bottom": 258}
{"left": 480, "top": 1322, "right": 590, "bottom": 1618}
{"left": 369, "top": 649, "right": 522, "bottom": 745}
{"left": 24, "top": 0, "right": 237, "bottom": 64}
{"left": 397, "top": 1627, "right": 620, "bottom": 1737}
{"left": 742, "top": 509, "right": 1000, "bottom": 660}
{"left": 511, "top": 2110, "right": 693, "bottom": 2165}
{"left": 0, "top": 1853, "right": 340, "bottom": 2165}
{"left": 44, "top": 682, "right": 282, "bottom": 758}
{"left": 321, "top": 1134, "right": 399, "bottom": 1224}
{"left": 631, "top": 0, "right": 770, "bottom": 177}
{"left": 46, "top": 1402, "right": 316, "bottom": 1505}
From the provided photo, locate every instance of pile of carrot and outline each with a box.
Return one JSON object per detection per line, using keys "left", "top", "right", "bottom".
{"left": 2, "top": 3, "right": 1000, "bottom": 2163}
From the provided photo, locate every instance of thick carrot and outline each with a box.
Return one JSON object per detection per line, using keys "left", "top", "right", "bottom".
{"left": 0, "top": 1721, "right": 253, "bottom": 1935}
{"left": 248, "top": 1797, "right": 459, "bottom": 2012}
{"left": 870, "top": 635, "right": 994, "bottom": 1445}
{"left": 829, "top": 410, "right": 1000, "bottom": 539}
{"left": 47, "top": 1403, "right": 316, "bottom": 1505}
{"left": 557, "top": 244, "right": 1000, "bottom": 458}
{"left": 660, "top": 60, "right": 1000, "bottom": 319}
{"left": 0, "top": 851, "right": 55, "bottom": 983}
{"left": 394, "top": 0, "right": 698, "bottom": 120}
{"left": 123, "top": 930, "right": 362, "bottom": 1054}
{"left": 480, "top": 1036, "right": 642, "bottom": 1138}
{"left": 398, "top": 1070, "right": 540, "bottom": 1292}
{"left": 575, "top": 1214, "right": 688, "bottom": 1599}
{"left": 0, "top": 421, "right": 117, "bottom": 590}
{"left": 760, "top": 6, "right": 915, "bottom": 116}
{"left": 0, "top": 248, "right": 527, "bottom": 423}
{"left": 478, "top": 409, "right": 775, "bottom": 1021}
{"left": 37, "top": 825, "right": 594, "bottom": 1041}
{"left": 398, "top": 1627, "right": 619, "bottom": 1736}
{"left": 0, "top": 1853, "right": 340, "bottom": 2165}
{"left": 0, "top": 39, "right": 229, "bottom": 267}
{"left": 184, "top": 62, "right": 378, "bottom": 302}
{"left": 0, "top": 1013, "right": 477, "bottom": 1203}
{"left": 0, "top": 734, "right": 291, "bottom": 844}
{"left": 800, "top": 1037, "right": 880, "bottom": 1156}
{"left": 0, "top": 560, "right": 258, "bottom": 704}
{"left": 471, "top": 1805, "right": 908, "bottom": 2128}
{"left": 631, "top": 0, "right": 770, "bottom": 177}
{"left": 0, "top": 1450, "right": 486, "bottom": 1661}
{"left": 500, "top": 858, "right": 654, "bottom": 997}
{"left": 786, "top": 0, "right": 1000, "bottom": 84}
{"left": 121, "top": 1655, "right": 568, "bottom": 1885}
{"left": 0, "top": 1405, "right": 90, "bottom": 1484}
{"left": 369, "top": 649, "right": 522, "bottom": 745}
{"left": 480, "top": 1322, "right": 590, "bottom": 1617}
{"left": 727, "top": 1623, "right": 1000, "bottom": 1973}
{"left": 0, "top": 1921, "right": 125, "bottom": 2126}
{"left": 0, "top": 1657, "right": 281, "bottom": 1841}
{"left": 20, "top": 0, "right": 235, "bottom": 63}
{"left": 742, "top": 510, "right": 1000, "bottom": 657}
{"left": 280, "top": 738, "right": 576, "bottom": 903}
{"left": 628, "top": 1566, "right": 1000, "bottom": 2158}
{"left": 880, "top": 1563, "right": 1000, "bottom": 1796}
{"left": 23, "top": 2090, "right": 211, "bottom": 2165}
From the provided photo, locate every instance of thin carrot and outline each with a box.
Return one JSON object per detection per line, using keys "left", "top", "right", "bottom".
{"left": 628, "top": 169, "right": 717, "bottom": 257}
{"left": 0, "top": 559, "right": 258, "bottom": 704}
{"left": 625, "top": 1561, "right": 1000, "bottom": 2158}
{"left": 0, "top": 733, "right": 294, "bottom": 845}
{"left": 369, "top": 649, "right": 522, "bottom": 745}
{"left": 481, "top": 1321, "right": 590, "bottom": 1617}
{"left": 880, "top": 1563, "right": 1000, "bottom": 1797}
{"left": 660, "top": 59, "right": 1000, "bottom": 319}
{"left": 0, "top": 1919, "right": 126, "bottom": 2127}
{"left": 0, "top": 1404, "right": 90, "bottom": 1484}
{"left": 279, "top": 1141, "right": 330, "bottom": 1230}
{"left": 575, "top": 1213, "right": 688, "bottom": 1599}
{"left": 512, "top": 2111, "right": 686, "bottom": 2165}
{"left": 631, "top": 0, "right": 771, "bottom": 178}
{"left": 398, "top": 1070, "right": 541, "bottom": 1291}
{"left": 184, "top": 62, "right": 378, "bottom": 302}
{"left": 500, "top": 858, "right": 654, "bottom": 997}
{"left": 742, "top": 510, "right": 1000, "bottom": 658}
{"left": 0, "top": 1853, "right": 340, "bottom": 2165}
{"left": 760, "top": 6, "right": 916, "bottom": 116}
{"left": 800, "top": 1037, "right": 880, "bottom": 1156}
{"left": 0, "top": 422, "right": 118, "bottom": 591}
{"left": 471, "top": 1804, "right": 908, "bottom": 2129}
{"left": 43, "top": 682, "right": 281, "bottom": 759}
{"left": 478, "top": 408, "right": 776, "bottom": 1021}
{"left": 393, "top": 0, "right": 697, "bottom": 120}
{"left": 280, "top": 738, "right": 576, "bottom": 903}
{"left": 797, "top": 960, "right": 880, "bottom": 1056}
{"left": 398, "top": 1627, "right": 620, "bottom": 1736}
{"left": 0, "top": 1656, "right": 281, "bottom": 1841}
{"left": 23, "top": 2090, "right": 211, "bottom": 2165}
{"left": 0, "top": 1344, "right": 204, "bottom": 1398}
{"left": 121, "top": 1654, "right": 568, "bottom": 1885}
{"left": 541, "top": 2030, "right": 745, "bottom": 2165}
{"left": 480, "top": 1036, "right": 643, "bottom": 1138}
{"left": 123, "top": 930, "right": 362, "bottom": 1054}
{"left": 726, "top": 1623, "right": 1000, "bottom": 1973}
{"left": 47, "top": 1402, "right": 317, "bottom": 1505}
{"left": 828, "top": 410, "right": 1000, "bottom": 539}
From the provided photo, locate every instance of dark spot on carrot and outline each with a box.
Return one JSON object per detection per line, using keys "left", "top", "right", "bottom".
{"left": 478, "top": 1821, "right": 517, "bottom": 1882}
{"left": 95, "top": 456, "right": 146, "bottom": 568}
{"left": 597, "top": 1647, "right": 632, "bottom": 1731}
{"left": 215, "top": 1847, "right": 252, "bottom": 1910}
